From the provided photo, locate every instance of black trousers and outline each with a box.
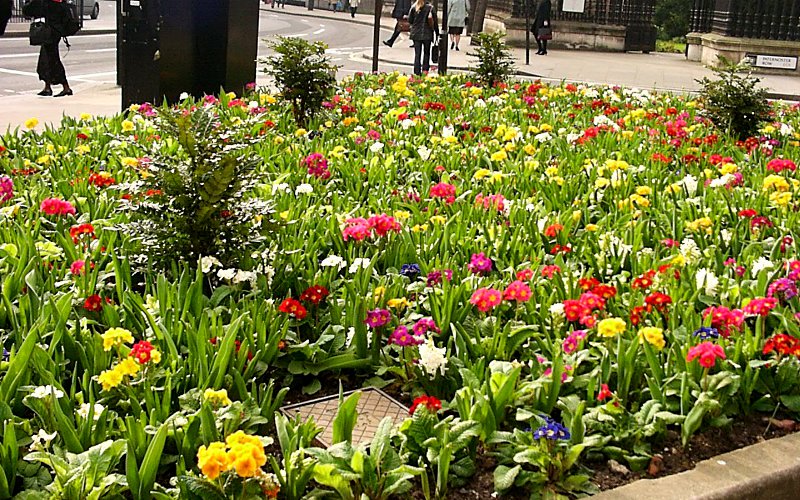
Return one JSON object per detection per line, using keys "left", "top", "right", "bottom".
{"left": 37, "top": 40, "right": 67, "bottom": 85}
{"left": 413, "top": 39, "right": 431, "bottom": 75}
{"left": 386, "top": 20, "right": 403, "bottom": 45}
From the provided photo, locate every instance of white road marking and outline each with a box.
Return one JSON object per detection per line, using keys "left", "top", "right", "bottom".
{"left": 0, "top": 53, "right": 40, "bottom": 58}
{"left": 0, "top": 67, "right": 113, "bottom": 83}
{"left": 85, "top": 48, "right": 116, "bottom": 53}
{"left": 70, "top": 71, "right": 116, "bottom": 78}
{"left": 313, "top": 28, "right": 325, "bottom": 34}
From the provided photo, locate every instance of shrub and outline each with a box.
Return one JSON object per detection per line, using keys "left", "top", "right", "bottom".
{"left": 469, "top": 32, "right": 515, "bottom": 87}
{"left": 262, "top": 37, "right": 339, "bottom": 128}
{"left": 697, "top": 57, "right": 771, "bottom": 140}
{"left": 119, "top": 105, "right": 274, "bottom": 271}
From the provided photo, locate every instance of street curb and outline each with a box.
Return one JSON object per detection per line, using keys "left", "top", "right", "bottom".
{"left": 260, "top": 6, "right": 395, "bottom": 30}
{"left": 2, "top": 28, "right": 117, "bottom": 38}
{"left": 590, "top": 432, "right": 800, "bottom": 500}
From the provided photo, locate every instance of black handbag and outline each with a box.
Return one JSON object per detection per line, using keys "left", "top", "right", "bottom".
{"left": 29, "top": 20, "right": 52, "bottom": 46}
{"left": 537, "top": 23, "right": 553, "bottom": 40}
{"left": 432, "top": 40, "right": 439, "bottom": 64}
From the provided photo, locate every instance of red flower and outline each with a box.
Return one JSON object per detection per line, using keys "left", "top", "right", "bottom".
{"left": 644, "top": 292, "right": 672, "bottom": 313}
{"left": 70, "top": 223, "right": 96, "bottom": 244}
{"left": 597, "top": 383, "right": 613, "bottom": 401}
{"left": 737, "top": 209, "right": 758, "bottom": 218}
{"left": 544, "top": 223, "right": 563, "bottom": 238}
{"left": 300, "top": 285, "right": 330, "bottom": 305}
{"left": 578, "top": 277, "right": 600, "bottom": 291}
{"left": 409, "top": 395, "right": 442, "bottom": 415}
{"left": 130, "top": 340, "right": 155, "bottom": 364}
{"left": 278, "top": 298, "right": 307, "bottom": 320}
{"left": 763, "top": 334, "right": 800, "bottom": 357}
{"left": 83, "top": 294, "right": 103, "bottom": 312}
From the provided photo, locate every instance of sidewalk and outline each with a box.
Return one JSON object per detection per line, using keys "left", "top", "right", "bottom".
{"left": 1, "top": 4, "right": 797, "bottom": 131}
{"left": 2, "top": 11, "right": 117, "bottom": 37}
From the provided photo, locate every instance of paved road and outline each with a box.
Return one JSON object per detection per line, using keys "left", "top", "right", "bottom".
{"left": 0, "top": 6, "right": 405, "bottom": 95}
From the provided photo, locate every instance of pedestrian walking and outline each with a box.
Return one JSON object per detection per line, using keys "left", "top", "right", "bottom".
{"left": 349, "top": 0, "right": 359, "bottom": 17}
{"left": 23, "top": 0, "right": 73, "bottom": 96}
{"left": 383, "top": 0, "right": 411, "bottom": 47}
{"left": 1, "top": 0, "right": 12, "bottom": 36}
{"left": 408, "top": 0, "right": 438, "bottom": 76}
{"left": 270, "top": 0, "right": 285, "bottom": 9}
{"left": 532, "top": 0, "right": 551, "bottom": 55}
{"left": 447, "top": 0, "right": 469, "bottom": 51}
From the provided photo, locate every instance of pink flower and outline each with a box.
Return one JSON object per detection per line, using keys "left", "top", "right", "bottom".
{"left": 342, "top": 217, "right": 371, "bottom": 241}
{"left": 541, "top": 265, "right": 561, "bottom": 278}
{"left": 430, "top": 182, "right": 456, "bottom": 204}
{"left": 70, "top": 260, "right": 86, "bottom": 276}
{"left": 469, "top": 287, "right": 503, "bottom": 312}
{"left": 562, "top": 330, "right": 587, "bottom": 354}
{"left": 412, "top": 318, "right": 440, "bottom": 336}
{"left": 40, "top": 198, "right": 76, "bottom": 216}
{"left": 0, "top": 176, "right": 13, "bottom": 203}
{"left": 767, "top": 158, "right": 797, "bottom": 173}
{"left": 468, "top": 252, "right": 493, "bottom": 274}
{"left": 474, "top": 193, "right": 505, "bottom": 212}
{"left": 503, "top": 280, "right": 532, "bottom": 302}
{"left": 742, "top": 297, "right": 778, "bottom": 317}
{"left": 686, "top": 342, "right": 726, "bottom": 368}
{"left": 364, "top": 308, "right": 391, "bottom": 328}
{"left": 389, "top": 326, "right": 422, "bottom": 346}
{"left": 303, "top": 153, "right": 331, "bottom": 179}
{"left": 368, "top": 214, "right": 402, "bottom": 237}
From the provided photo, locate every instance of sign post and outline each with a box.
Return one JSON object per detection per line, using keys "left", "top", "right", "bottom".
{"left": 439, "top": 0, "right": 448, "bottom": 74}
{"left": 372, "top": 0, "right": 382, "bottom": 73}
{"left": 525, "top": 0, "right": 530, "bottom": 65}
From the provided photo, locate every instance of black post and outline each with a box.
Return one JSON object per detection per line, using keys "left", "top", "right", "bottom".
{"left": 308, "top": 0, "right": 314, "bottom": 10}
{"left": 372, "top": 0, "right": 382, "bottom": 72}
{"left": 439, "top": 0, "right": 448, "bottom": 74}
{"left": 116, "top": 0, "right": 122, "bottom": 86}
{"left": 525, "top": 0, "right": 530, "bottom": 65}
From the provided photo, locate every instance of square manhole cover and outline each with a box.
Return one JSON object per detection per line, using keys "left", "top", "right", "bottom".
{"left": 280, "top": 387, "right": 409, "bottom": 448}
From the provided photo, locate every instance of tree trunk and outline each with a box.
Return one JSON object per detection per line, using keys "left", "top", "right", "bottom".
{"left": 469, "top": 0, "right": 489, "bottom": 36}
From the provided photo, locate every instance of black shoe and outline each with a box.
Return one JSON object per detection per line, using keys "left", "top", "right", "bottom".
{"left": 450, "top": 42, "right": 454, "bottom": 49}
{"left": 383, "top": 40, "right": 392, "bottom": 47}
{"left": 541, "top": 50, "right": 547, "bottom": 55}
{"left": 455, "top": 46, "right": 459, "bottom": 51}
{"left": 54, "top": 89, "right": 73, "bottom": 97}
{"left": 38, "top": 89, "right": 53, "bottom": 96}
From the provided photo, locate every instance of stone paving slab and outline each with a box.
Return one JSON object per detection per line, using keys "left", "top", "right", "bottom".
{"left": 590, "top": 432, "right": 800, "bottom": 500}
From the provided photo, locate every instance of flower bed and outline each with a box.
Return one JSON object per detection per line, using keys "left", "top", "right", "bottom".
{"left": 1, "top": 73, "right": 799, "bottom": 499}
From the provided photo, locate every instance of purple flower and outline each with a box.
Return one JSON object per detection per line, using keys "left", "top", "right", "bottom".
{"left": 426, "top": 269, "right": 453, "bottom": 287}
{"left": 692, "top": 326, "right": 720, "bottom": 340}
{"left": 533, "top": 417, "right": 571, "bottom": 441}
{"left": 412, "top": 318, "right": 440, "bottom": 336}
{"left": 0, "top": 176, "right": 13, "bottom": 203}
{"left": 468, "top": 252, "right": 493, "bottom": 275}
{"left": 400, "top": 263, "right": 421, "bottom": 279}
{"left": 389, "top": 326, "right": 423, "bottom": 346}
{"left": 364, "top": 308, "right": 391, "bottom": 328}
{"left": 767, "top": 278, "right": 798, "bottom": 303}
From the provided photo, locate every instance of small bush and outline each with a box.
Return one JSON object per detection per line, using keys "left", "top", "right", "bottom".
{"left": 120, "top": 105, "right": 274, "bottom": 271}
{"left": 262, "top": 37, "right": 339, "bottom": 128}
{"left": 469, "top": 32, "right": 515, "bottom": 87}
{"left": 697, "top": 57, "right": 771, "bottom": 140}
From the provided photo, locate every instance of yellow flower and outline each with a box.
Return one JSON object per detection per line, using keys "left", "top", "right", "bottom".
{"left": 24, "top": 118, "right": 39, "bottom": 129}
{"left": 260, "top": 93, "right": 276, "bottom": 105}
{"left": 280, "top": 210, "right": 290, "bottom": 220}
{"left": 597, "top": 317, "right": 626, "bottom": 338}
{"left": 719, "top": 162, "right": 738, "bottom": 175}
{"left": 102, "top": 328, "right": 134, "bottom": 351}
{"left": 121, "top": 120, "right": 135, "bottom": 132}
{"left": 430, "top": 215, "right": 447, "bottom": 225}
{"left": 671, "top": 254, "right": 687, "bottom": 267}
{"left": 635, "top": 186, "right": 652, "bottom": 196}
{"left": 116, "top": 358, "right": 140, "bottom": 377}
{"left": 362, "top": 96, "right": 381, "bottom": 108}
{"left": 473, "top": 168, "right": 491, "bottom": 180}
{"left": 523, "top": 144, "right": 536, "bottom": 156}
{"left": 638, "top": 327, "right": 666, "bottom": 350}
{"left": 120, "top": 157, "right": 139, "bottom": 168}
{"left": 98, "top": 368, "right": 123, "bottom": 391}
{"left": 150, "top": 349, "right": 162, "bottom": 364}
{"left": 197, "top": 442, "right": 231, "bottom": 481}
{"left": 343, "top": 116, "right": 359, "bottom": 126}
{"left": 594, "top": 177, "right": 610, "bottom": 189}
{"left": 490, "top": 150, "right": 508, "bottom": 162}
{"left": 294, "top": 129, "right": 308, "bottom": 137}
{"left": 585, "top": 224, "right": 599, "bottom": 232}
{"left": 373, "top": 286, "right": 386, "bottom": 302}
{"left": 387, "top": 297, "right": 410, "bottom": 310}
{"left": 604, "top": 159, "right": 629, "bottom": 171}
{"left": 226, "top": 431, "right": 263, "bottom": 449}
{"left": 770, "top": 191, "right": 792, "bottom": 208}
{"left": 393, "top": 210, "right": 411, "bottom": 221}
{"left": 228, "top": 442, "right": 266, "bottom": 478}
{"left": 204, "top": 388, "right": 233, "bottom": 407}
{"left": 763, "top": 174, "right": 790, "bottom": 192}
{"left": 686, "top": 216, "right": 713, "bottom": 233}
{"left": 411, "top": 224, "right": 429, "bottom": 233}
{"left": 79, "top": 113, "right": 92, "bottom": 121}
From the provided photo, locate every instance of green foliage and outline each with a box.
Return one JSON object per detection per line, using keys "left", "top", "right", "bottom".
{"left": 120, "top": 105, "right": 274, "bottom": 272}
{"left": 270, "top": 414, "right": 320, "bottom": 500}
{"left": 654, "top": 0, "right": 691, "bottom": 40}
{"left": 331, "top": 391, "right": 361, "bottom": 445}
{"left": 262, "top": 37, "right": 339, "bottom": 128}
{"left": 697, "top": 57, "right": 771, "bottom": 139}
{"left": 469, "top": 32, "right": 515, "bottom": 87}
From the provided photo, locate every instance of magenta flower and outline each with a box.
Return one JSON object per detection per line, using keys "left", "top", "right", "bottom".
{"left": 767, "top": 278, "right": 798, "bottom": 303}
{"left": 562, "top": 330, "right": 587, "bottom": 354}
{"left": 364, "top": 308, "right": 391, "bottom": 328}
{"left": 342, "top": 217, "right": 371, "bottom": 241}
{"left": 389, "top": 326, "right": 423, "bottom": 346}
{"left": 468, "top": 252, "right": 493, "bottom": 275}
{"left": 367, "top": 214, "right": 402, "bottom": 237}
{"left": 40, "top": 198, "right": 76, "bottom": 217}
{"left": 0, "top": 176, "right": 13, "bottom": 203}
{"left": 686, "top": 342, "right": 726, "bottom": 368}
{"left": 70, "top": 260, "right": 86, "bottom": 276}
{"left": 412, "top": 318, "right": 440, "bottom": 336}
{"left": 426, "top": 269, "right": 453, "bottom": 287}
{"left": 303, "top": 153, "right": 330, "bottom": 179}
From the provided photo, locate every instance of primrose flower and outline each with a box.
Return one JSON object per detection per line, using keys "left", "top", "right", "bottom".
{"left": 638, "top": 326, "right": 666, "bottom": 350}
{"left": 278, "top": 298, "right": 307, "bottom": 320}
{"left": 303, "top": 153, "right": 330, "bottom": 179}
{"left": 203, "top": 388, "right": 233, "bottom": 407}
{"left": 762, "top": 334, "right": 800, "bottom": 357}
{"left": 197, "top": 442, "right": 231, "bottom": 481}
{"left": 430, "top": 182, "right": 457, "bottom": 203}
{"left": 102, "top": 327, "right": 134, "bottom": 351}
{"left": 409, "top": 395, "right": 442, "bottom": 415}
{"left": 597, "top": 384, "right": 613, "bottom": 402}
{"left": 40, "top": 198, "right": 76, "bottom": 217}
{"left": 767, "top": 278, "right": 797, "bottom": 303}
{"left": 412, "top": 318, "right": 440, "bottom": 336}
{"left": 29, "top": 385, "right": 65, "bottom": 399}
{"left": 300, "top": 285, "right": 330, "bottom": 305}
{"left": 389, "top": 325, "right": 422, "bottom": 346}
{"left": 399, "top": 263, "right": 421, "bottom": 278}
{"left": 693, "top": 326, "right": 720, "bottom": 340}
{"left": 686, "top": 342, "right": 726, "bottom": 368}
{"left": 562, "top": 330, "right": 587, "bottom": 354}
{"left": 0, "top": 176, "right": 13, "bottom": 202}
{"left": 426, "top": 269, "right": 453, "bottom": 286}
{"left": 533, "top": 417, "right": 571, "bottom": 441}
{"left": 468, "top": 252, "right": 493, "bottom": 274}
{"left": 742, "top": 297, "right": 778, "bottom": 317}
{"left": 503, "top": 280, "right": 532, "bottom": 302}
{"left": 597, "top": 317, "right": 626, "bottom": 338}
{"left": 469, "top": 287, "right": 503, "bottom": 312}
{"left": 365, "top": 308, "right": 391, "bottom": 328}
{"left": 418, "top": 337, "right": 447, "bottom": 376}
{"left": 130, "top": 340, "right": 161, "bottom": 364}
{"left": 70, "top": 260, "right": 86, "bottom": 276}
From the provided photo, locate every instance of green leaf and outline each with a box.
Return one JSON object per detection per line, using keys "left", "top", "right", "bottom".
{"left": 332, "top": 392, "right": 361, "bottom": 445}
{"left": 493, "top": 464, "right": 520, "bottom": 491}
{"left": 137, "top": 422, "right": 168, "bottom": 500}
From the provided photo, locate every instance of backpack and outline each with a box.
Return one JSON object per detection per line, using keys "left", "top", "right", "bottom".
{"left": 61, "top": 0, "right": 80, "bottom": 37}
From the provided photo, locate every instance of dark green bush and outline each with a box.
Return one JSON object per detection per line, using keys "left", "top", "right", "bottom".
{"left": 469, "top": 32, "right": 515, "bottom": 87}
{"left": 262, "top": 37, "right": 339, "bottom": 128}
{"left": 696, "top": 57, "right": 771, "bottom": 140}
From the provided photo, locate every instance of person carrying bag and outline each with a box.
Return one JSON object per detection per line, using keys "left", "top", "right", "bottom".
{"left": 384, "top": 0, "right": 411, "bottom": 47}
{"left": 24, "top": 0, "right": 74, "bottom": 96}
{"left": 408, "top": 0, "right": 438, "bottom": 75}
{"left": 531, "top": 0, "right": 552, "bottom": 55}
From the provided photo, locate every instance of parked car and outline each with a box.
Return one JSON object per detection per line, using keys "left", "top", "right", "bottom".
{"left": 80, "top": 0, "right": 100, "bottom": 20}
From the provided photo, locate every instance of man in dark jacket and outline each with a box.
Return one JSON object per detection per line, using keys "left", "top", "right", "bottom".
{"left": 532, "top": 0, "right": 551, "bottom": 55}
{"left": 383, "top": 0, "right": 411, "bottom": 47}
{"left": 0, "top": 0, "right": 13, "bottom": 36}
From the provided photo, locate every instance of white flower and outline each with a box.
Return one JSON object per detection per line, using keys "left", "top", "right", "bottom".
{"left": 349, "top": 258, "right": 371, "bottom": 274}
{"left": 549, "top": 303, "right": 565, "bottom": 317}
{"left": 77, "top": 403, "right": 105, "bottom": 420}
{"left": 534, "top": 132, "right": 552, "bottom": 143}
{"left": 29, "top": 429, "right": 58, "bottom": 451}
{"left": 696, "top": 268, "right": 719, "bottom": 296}
{"left": 442, "top": 125, "right": 455, "bottom": 138}
{"left": 232, "top": 270, "right": 256, "bottom": 285}
{"left": 751, "top": 257, "right": 774, "bottom": 277}
{"left": 473, "top": 99, "right": 486, "bottom": 108}
{"left": 721, "top": 229, "right": 732, "bottom": 245}
{"left": 295, "top": 183, "right": 313, "bottom": 195}
{"left": 779, "top": 123, "right": 794, "bottom": 136}
{"left": 179, "top": 92, "right": 190, "bottom": 100}
{"left": 680, "top": 238, "right": 701, "bottom": 264}
{"left": 200, "top": 256, "right": 221, "bottom": 273}
{"left": 217, "top": 268, "right": 237, "bottom": 281}
{"left": 370, "top": 141, "right": 384, "bottom": 153}
{"left": 400, "top": 119, "right": 415, "bottom": 130}
{"left": 271, "top": 182, "right": 291, "bottom": 195}
{"left": 29, "top": 385, "right": 64, "bottom": 399}
{"left": 681, "top": 174, "right": 698, "bottom": 196}
{"left": 321, "top": 254, "right": 346, "bottom": 270}
{"left": 417, "top": 145, "right": 432, "bottom": 161}
{"left": 418, "top": 337, "right": 447, "bottom": 376}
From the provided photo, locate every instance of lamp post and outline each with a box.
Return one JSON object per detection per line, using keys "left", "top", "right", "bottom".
{"left": 439, "top": 0, "right": 448, "bottom": 74}
{"left": 372, "top": 0, "right": 383, "bottom": 72}
{"left": 525, "top": 0, "right": 530, "bottom": 65}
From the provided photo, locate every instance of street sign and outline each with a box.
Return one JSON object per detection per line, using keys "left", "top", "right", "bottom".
{"left": 562, "top": 0, "right": 585, "bottom": 13}
{"left": 753, "top": 54, "right": 798, "bottom": 70}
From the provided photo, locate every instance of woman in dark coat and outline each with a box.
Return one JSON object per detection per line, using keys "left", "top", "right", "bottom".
{"left": 1, "top": 0, "right": 13, "bottom": 36}
{"left": 408, "top": 0, "right": 438, "bottom": 75}
{"left": 383, "top": 0, "right": 411, "bottom": 47}
{"left": 532, "top": 0, "right": 551, "bottom": 55}
{"left": 27, "top": 0, "right": 73, "bottom": 96}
